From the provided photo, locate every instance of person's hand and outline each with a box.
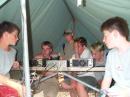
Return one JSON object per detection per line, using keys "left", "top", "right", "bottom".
{"left": 101, "top": 88, "right": 129, "bottom": 97}
{"left": 61, "top": 82, "right": 73, "bottom": 89}
{"left": 12, "top": 61, "right": 20, "bottom": 69}
{"left": 71, "top": 80, "right": 77, "bottom": 89}
{"left": 59, "top": 55, "right": 65, "bottom": 60}
{"left": 107, "top": 90, "right": 129, "bottom": 97}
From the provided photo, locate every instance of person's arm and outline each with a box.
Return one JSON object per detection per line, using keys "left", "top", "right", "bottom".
{"left": 34, "top": 53, "right": 43, "bottom": 59}
{"left": 101, "top": 52, "right": 112, "bottom": 90}
{"left": 0, "top": 74, "right": 25, "bottom": 97}
{"left": 102, "top": 77, "right": 130, "bottom": 97}
{"left": 101, "top": 77, "right": 112, "bottom": 89}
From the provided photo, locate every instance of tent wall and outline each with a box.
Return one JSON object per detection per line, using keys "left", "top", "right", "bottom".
{"left": 65, "top": 0, "right": 130, "bottom": 44}
{"left": 0, "top": 0, "right": 72, "bottom": 60}
{"left": 0, "top": 0, "right": 130, "bottom": 60}
{"left": 29, "top": 0, "right": 72, "bottom": 59}
{"left": 0, "top": 0, "right": 22, "bottom": 59}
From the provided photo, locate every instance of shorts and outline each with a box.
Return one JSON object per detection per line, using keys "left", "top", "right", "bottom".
{"left": 77, "top": 76, "right": 99, "bottom": 91}
{"left": 33, "top": 77, "right": 59, "bottom": 97}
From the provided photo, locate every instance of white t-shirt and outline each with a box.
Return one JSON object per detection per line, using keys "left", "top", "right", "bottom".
{"left": 71, "top": 47, "right": 95, "bottom": 77}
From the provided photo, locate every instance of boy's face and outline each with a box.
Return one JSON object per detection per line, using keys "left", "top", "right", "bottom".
{"left": 92, "top": 49, "right": 103, "bottom": 61}
{"left": 42, "top": 45, "right": 52, "bottom": 56}
{"left": 64, "top": 34, "right": 73, "bottom": 42}
{"left": 103, "top": 30, "right": 116, "bottom": 49}
{"left": 74, "top": 42, "right": 84, "bottom": 55}
{"left": 6, "top": 30, "right": 19, "bottom": 46}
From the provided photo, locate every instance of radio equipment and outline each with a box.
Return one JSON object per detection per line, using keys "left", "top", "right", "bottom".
{"left": 71, "top": 58, "right": 95, "bottom": 67}
{"left": 30, "top": 59, "right": 47, "bottom": 67}
{"left": 45, "top": 60, "right": 69, "bottom": 71}
{"left": 30, "top": 58, "right": 95, "bottom": 68}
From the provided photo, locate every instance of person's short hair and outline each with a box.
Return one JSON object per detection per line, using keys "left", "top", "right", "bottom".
{"left": 0, "top": 21, "right": 20, "bottom": 38}
{"left": 101, "top": 16, "right": 129, "bottom": 40}
{"left": 91, "top": 41, "right": 105, "bottom": 52}
{"left": 41, "top": 41, "right": 53, "bottom": 49}
{"left": 74, "top": 37, "right": 87, "bottom": 47}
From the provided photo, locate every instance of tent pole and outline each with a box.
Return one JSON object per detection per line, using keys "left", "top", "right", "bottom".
{"left": 20, "top": 0, "right": 31, "bottom": 97}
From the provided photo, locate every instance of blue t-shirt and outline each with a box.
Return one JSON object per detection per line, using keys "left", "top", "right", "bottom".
{"left": 104, "top": 48, "right": 130, "bottom": 88}
{"left": 0, "top": 47, "right": 16, "bottom": 75}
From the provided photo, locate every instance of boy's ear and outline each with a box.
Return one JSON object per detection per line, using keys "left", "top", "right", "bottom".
{"left": 113, "top": 30, "right": 119, "bottom": 38}
{"left": 71, "top": 33, "right": 74, "bottom": 36}
{"left": 3, "top": 31, "right": 9, "bottom": 38}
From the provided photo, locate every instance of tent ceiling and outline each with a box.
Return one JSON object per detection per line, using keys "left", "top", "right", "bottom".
{"left": 0, "top": 0, "right": 130, "bottom": 60}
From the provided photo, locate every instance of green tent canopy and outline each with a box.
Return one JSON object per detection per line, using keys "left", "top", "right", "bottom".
{"left": 0, "top": 0, "right": 130, "bottom": 60}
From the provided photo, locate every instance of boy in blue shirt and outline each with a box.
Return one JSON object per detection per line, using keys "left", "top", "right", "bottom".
{"left": 101, "top": 17, "right": 130, "bottom": 97}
